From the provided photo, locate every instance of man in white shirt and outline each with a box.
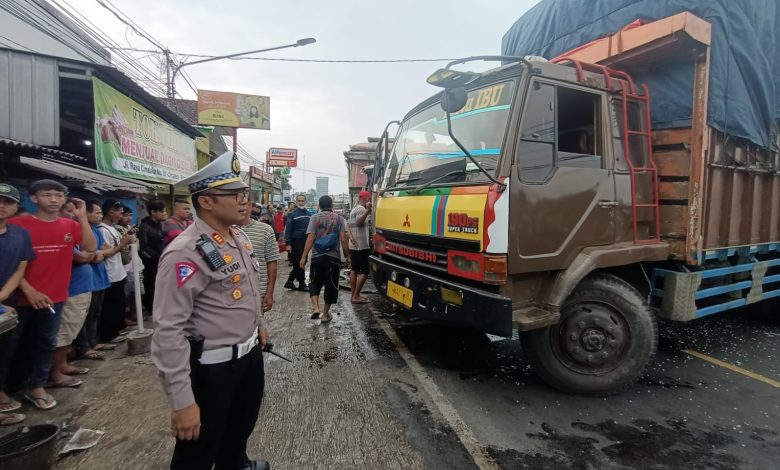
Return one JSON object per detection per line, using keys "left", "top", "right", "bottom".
{"left": 97, "top": 199, "right": 133, "bottom": 342}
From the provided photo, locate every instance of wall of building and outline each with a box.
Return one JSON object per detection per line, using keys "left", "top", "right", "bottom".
{"left": 0, "top": 50, "right": 59, "bottom": 145}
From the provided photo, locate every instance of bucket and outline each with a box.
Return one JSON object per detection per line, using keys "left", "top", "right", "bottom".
{"left": 0, "top": 424, "right": 60, "bottom": 470}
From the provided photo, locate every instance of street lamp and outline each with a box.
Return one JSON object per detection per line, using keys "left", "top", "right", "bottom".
{"left": 167, "top": 37, "right": 317, "bottom": 98}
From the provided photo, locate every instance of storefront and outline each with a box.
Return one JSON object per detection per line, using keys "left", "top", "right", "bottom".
{"left": 0, "top": 138, "right": 156, "bottom": 222}
{"left": 1, "top": 27, "right": 199, "bottom": 219}
{"left": 249, "top": 165, "right": 275, "bottom": 205}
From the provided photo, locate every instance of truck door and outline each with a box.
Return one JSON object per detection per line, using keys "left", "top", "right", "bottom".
{"left": 509, "top": 80, "right": 616, "bottom": 273}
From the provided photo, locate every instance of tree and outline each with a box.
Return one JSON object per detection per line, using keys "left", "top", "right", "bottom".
{"left": 273, "top": 168, "right": 292, "bottom": 190}
{"left": 306, "top": 188, "right": 317, "bottom": 204}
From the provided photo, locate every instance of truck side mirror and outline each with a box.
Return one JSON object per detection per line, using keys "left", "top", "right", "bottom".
{"left": 441, "top": 87, "right": 468, "bottom": 113}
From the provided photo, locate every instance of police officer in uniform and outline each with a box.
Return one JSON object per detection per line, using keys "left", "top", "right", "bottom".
{"left": 152, "top": 151, "right": 270, "bottom": 470}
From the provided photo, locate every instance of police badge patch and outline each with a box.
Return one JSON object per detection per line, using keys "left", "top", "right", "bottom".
{"left": 175, "top": 262, "right": 198, "bottom": 288}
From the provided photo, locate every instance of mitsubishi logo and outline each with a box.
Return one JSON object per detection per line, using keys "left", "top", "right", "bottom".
{"left": 403, "top": 214, "right": 411, "bottom": 227}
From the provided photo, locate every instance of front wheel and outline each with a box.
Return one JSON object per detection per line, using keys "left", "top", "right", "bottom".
{"left": 521, "top": 273, "right": 657, "bottom": 395}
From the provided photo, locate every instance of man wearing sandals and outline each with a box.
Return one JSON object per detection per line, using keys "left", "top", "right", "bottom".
{"left": 47, "top": 200, "right": 95, "bottom": 389}
{"left": 0, "top": 183, "right": 34, "bottom": 425}
{"left": 348, "top": 190, "right": 373, "bottom": 304}
{"left": 300, "top": 196, "right": 350, "bottom": 323}
{"left": 152, "top": 152, "right": 271, "bottom": 470}
{"left": 8, "top": 179, "right": 96, "bottom": 411}
{"left": 72, "top": 200, "right": 115, "bottom": 361}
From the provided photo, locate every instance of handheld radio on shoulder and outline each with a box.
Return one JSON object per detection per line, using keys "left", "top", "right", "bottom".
{"left": 196, "top": 233, "right": 226, "bottom": 271}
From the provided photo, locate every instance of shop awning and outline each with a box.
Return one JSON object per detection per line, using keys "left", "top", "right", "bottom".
{"left": 0, "top": 137, "right": 87, "bottom": 163}
{"left": 19, "top": 157, "right": 156, "bottom": 194}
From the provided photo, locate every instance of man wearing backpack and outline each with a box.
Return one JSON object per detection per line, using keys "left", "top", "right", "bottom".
{"left": 299, "top": 196, "right": 350, "bottom": 323}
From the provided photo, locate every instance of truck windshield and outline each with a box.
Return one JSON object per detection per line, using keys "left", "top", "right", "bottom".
{"left": 383, "top": 81, "right": 515, "bottom": 190}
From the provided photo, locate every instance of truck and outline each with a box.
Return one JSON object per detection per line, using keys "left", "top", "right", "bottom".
{"left": 368, "top": 10, "right": 780, "bottom": 395}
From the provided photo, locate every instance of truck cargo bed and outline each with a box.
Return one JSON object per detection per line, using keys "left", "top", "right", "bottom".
{"left": 553, "top": 12, "right": 780, "bottom": 265}
{"left": 655, "top": 128, "right": 780, "bottom": 263}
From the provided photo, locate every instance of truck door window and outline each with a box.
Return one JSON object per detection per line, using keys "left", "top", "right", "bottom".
{"left": 557, "top": 87, "right": 602, "bottom": 169}
{"left": 517, "top": 82, "right": 555, "bottom": 183}
{"left": 518, "top": 83, "right": 603, "bottom": 183}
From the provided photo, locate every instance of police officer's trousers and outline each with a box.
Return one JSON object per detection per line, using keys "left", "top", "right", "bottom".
{"left": 171, "top": 345, "right": 265, "bottom": 470}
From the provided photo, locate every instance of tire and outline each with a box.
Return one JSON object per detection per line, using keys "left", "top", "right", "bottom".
{"left": 520, "top": 273, "right": 658, "bottom": 396}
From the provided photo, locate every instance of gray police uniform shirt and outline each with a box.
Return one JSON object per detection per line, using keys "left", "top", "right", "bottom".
{"left": 151, "top": 219, "right": 265, "bottom": 410}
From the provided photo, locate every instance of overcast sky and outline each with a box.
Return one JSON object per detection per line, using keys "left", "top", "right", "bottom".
{"left": 70, "top": 0, "right": 540, "bottom": 194}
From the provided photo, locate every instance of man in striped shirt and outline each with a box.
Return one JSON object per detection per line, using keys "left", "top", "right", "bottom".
{"left": 242, "top": 211, "right": 280, "bottom": 312}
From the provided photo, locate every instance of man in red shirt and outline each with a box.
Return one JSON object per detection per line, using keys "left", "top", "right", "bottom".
{"left": 162, "top": 200, "right": 192, "bottom": 246}
{"left": 9, "top": 179, "right": 96, "bottom": 410}
{"left": 273, "top": 205, "right": 285, "bottom": 238}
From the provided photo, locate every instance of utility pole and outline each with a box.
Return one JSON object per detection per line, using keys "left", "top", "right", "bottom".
{"left": 167, "top": 38, "right": 316, "bottom": 102}
{"left": 164, "top": 49, "right": 173, "bottom": 99}
{"left": 165, "top": 38, "right": 316, "bottom": 156}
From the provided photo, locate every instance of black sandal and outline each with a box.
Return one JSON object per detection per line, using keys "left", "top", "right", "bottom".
{"left": 310, "top": 311, "right": 320, "bottom": 319}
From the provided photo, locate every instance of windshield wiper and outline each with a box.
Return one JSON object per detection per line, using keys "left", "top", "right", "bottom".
{"left": 444, "top": 111, "right": 505, "bottom": 192}
{"left": 410, "top": 170, "right": 465, "bottom": 194}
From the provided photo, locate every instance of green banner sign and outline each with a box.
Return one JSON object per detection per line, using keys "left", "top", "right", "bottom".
{"left": 93, "top": 77, "right": 196, "bottom": 184}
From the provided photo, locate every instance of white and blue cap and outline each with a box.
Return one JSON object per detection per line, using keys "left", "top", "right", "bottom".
{"left": 175, "top": 151, "right": 248, "bottom": 194}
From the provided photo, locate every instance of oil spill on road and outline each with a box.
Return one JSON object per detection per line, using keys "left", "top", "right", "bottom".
{"left": 570, "top": 418, "right": 740, "bottom": 469}
{"left": 298, "top": 345, "right": 340, "bottom": 368}
{"left": 384, "top": 384, "right": 477, "bottom": 470}
{"left": 360, "top": 322, "right": 397, "bottom": 357}
{"left": 486, "top": 445, "right": 578, "bottom": 469}
{"left": 749, "top": 427, "right": 778, "bottom": 443}
{"left": 486, "top": 421, "right": 601, "bottom": 469}
{"left": 486, "top": 418, "right": 744, "bottom": 469}
{"left": 636, "top": 374, "right": 697, "bottom": 389}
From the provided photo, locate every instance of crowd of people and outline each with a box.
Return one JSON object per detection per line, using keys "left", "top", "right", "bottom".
{"left": 0, "top": 177, "right": 373, "bottom": 429}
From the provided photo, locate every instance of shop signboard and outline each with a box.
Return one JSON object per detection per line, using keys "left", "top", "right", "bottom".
{"left": 93, "top": 77, "right": 197, "bottom": 183}
{"left": 197, "top": 89, "right": 270, "bottom": 130}
{"left": 250, "top": 165, "right": 274, "bottom": 184}
{"left": 267, "top": 147, "right": 297, "bottom": 167}
{"left": 194, "top": 126, "right": 212, "bottom": 154}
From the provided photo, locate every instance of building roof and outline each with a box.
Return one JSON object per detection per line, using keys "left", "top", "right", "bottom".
{"left": 159, "top": 98, "right": 230, "bottom": 155}
{"left": 0, "top": 137, "right": 86, "bottom": 163}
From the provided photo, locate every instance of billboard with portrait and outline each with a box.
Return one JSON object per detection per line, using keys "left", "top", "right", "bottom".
{"left": 197, "top": 89, "right": 270, "bottom": 130}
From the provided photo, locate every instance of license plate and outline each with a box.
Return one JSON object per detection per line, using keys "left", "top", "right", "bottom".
{"left": 387, "top": 281, "right": 413, "bottom": 309}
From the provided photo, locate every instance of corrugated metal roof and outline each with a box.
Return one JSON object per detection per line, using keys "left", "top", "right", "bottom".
{"left": 19, "top": 156, "right": 155, "bottom": 194}
{"left": 0, "top": 136, "right": 86, "bottom": 162}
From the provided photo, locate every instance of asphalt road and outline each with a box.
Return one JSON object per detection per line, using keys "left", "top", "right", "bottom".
{"left": 362, "top": 296, "right": 780, "bottom": 470}
{"left": 4, "top": 265, "right": 776, "bottom": 469}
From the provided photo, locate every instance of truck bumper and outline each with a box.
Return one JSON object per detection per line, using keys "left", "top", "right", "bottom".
{"left": 370, "top": 256, "right": 513, "bottom": 337}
